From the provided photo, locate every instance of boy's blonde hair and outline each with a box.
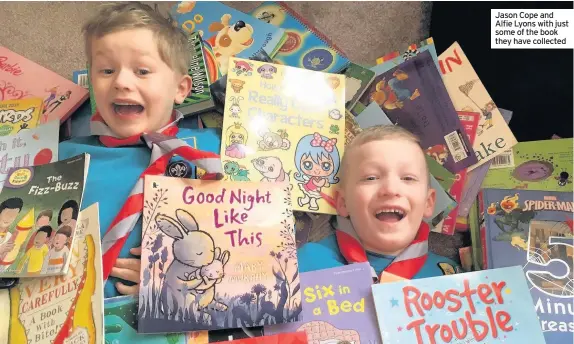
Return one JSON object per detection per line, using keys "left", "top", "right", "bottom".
{"left": 82, "top": 2, "right": 190, "bottom": 75}
{"left": 341, "top": 125, "right": 430, "bottom": 186}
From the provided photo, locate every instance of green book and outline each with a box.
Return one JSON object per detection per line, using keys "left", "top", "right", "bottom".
{"left": 344, "top": 62, "right": 375, "bottom": 110}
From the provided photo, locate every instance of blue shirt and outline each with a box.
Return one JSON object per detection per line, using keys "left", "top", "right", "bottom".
{"left": 297, "top": 234, "right": 461, "bottom": 279}
{"left": 58, "top": 128, "right": 221, "bottom": 297}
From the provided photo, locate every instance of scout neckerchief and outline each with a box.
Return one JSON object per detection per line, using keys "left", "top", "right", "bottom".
{"left": 334, "top": 215, "right": 429, "bottom": 281}
{"left": 91, "top": 110, "right": 224, "bottom": 282}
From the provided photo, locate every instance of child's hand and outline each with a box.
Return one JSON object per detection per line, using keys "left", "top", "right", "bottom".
{"left": 111, "top": 247, "right": 141, "bottom": 295}
{"left": 0, "top": 241, "right": 15, "bottom": 256}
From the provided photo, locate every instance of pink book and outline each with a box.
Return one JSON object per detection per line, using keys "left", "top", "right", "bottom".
{"left": 0, "top": 46, "right": 89, "bottom": 124}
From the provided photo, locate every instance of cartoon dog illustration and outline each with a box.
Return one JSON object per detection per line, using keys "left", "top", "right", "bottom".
{"left": 257, "top": 64, "right": 277, "bottom": 79}
{"left": 425, "top": 144, "right": 449, "bottom": 165}
{"left": 251, "top": 156, "right": 291, "bottom": 183}
{"left": 257, "top": 128, "right": 290, "bottom": 151}
{"left": 203, "top": 14, "right": 255, "bottom": 74}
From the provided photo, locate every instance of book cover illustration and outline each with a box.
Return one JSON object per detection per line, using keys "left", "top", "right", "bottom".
{"left": 0, "top": 202, "right": 103, "bottom": 344}
{"left": 357, "top": 50, "right": 477, "bottom": 173}
{"left": 0, "top": 46, "right": 89, "bottom": 124}
{"left": 0, "top": 153, "right": 88, "bottom": 277}
{"left": 482, "top": 138, "right": 573, "bottom": 192}
{"left": 343, "top": 63, "right": 376, "bottom": 109}
{"left": 138, "top": 176, "right": 302, "bottom": 333}
{"left": 220, "top": 57, "right": 346, "bottom": 215}
{"left": 371, "top": 265, "right": 546, "bottom": 344}
{"left": 438, "top": 42, "right": 517, "bottom": 171}
{"left": 265, "top": 262, "right": 381, "bottom": 344}
{"left": 0, "top": 120, "right": 59, "bottom": 187}
{"left": 171, "top": 1, "right": 286, "bottom": 79}
{"left": 202, "top": 332, "right": 307, "bottom": 344}
{"left": 481, "top": 188, "right": 573, "bottom": 344}
{"left": 344, "top": 109, "right": 361, "bottom": 146}
{"left": 250, "top": 1, "right": 350, "bottom": 74}
{"left": 175, "top": 31, "right": 215, "bottom": 117}
{"left": 0, "top": 98, "right": 42, "bottom": 136}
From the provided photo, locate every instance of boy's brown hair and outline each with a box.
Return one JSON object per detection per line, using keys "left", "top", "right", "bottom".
{"left": 82, "top": 2, "right": 191, "bottom": 75}
{"left": 56, "top": 225, "right": 73, "bottom": 239}
{"left": 36, "top": 209, "right": 53, "bottom": 222}
{"left": 341, "top": 125, "right": 430, "bottom": 187}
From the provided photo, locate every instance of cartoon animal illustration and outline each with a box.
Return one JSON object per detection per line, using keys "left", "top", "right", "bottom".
{"left": 425, "top": 144, "right": 449, "bottom": 165}
{"left": 294, "top": 133, "right": 341, "bottom": 211}
{"left": 370, "top": 70, "right": 420, "bottom": 111}
{"left": 155, "top": 209, "right": 218, "bottom": 320}
{"left": 201, "top": 14, "right": 255, "bottom": 74}
{"left": 329, "top": 125, "right": 340, "bottom": 135}
{"left": 224, "top": 122, "right": 249, "bottom": 158}
{"left": 257, "top": 128, "right": 290, "bottom": 151}
{"left": 229, "top": 78, "right": 245, "bottom": 93}
{"left": 298, "top": 320, "right": 360, "bottom": 344}
{"left": 231, "top": 60, "right": 254, "bottom": 77}
{"left": 189, "top": 248, "right": 231, "bottom": 312}
{"left": 328, "top": 109, "right": 342, "bottom": 120}
{"left": 511, "top": 235, "right": 528, "bottom": 250}
{"left": 224, "top": 161, "right": 250, "bottom": 181}
{"left": 326, "top": 76, "right": 340, "bottom": 89}
{"left": 257, "top": 64, "right": 277, "bottom": 79}
{"left": 252, "top": 156, "right": 291, "bottom": 182}
{"left": 555, "top": 171, "right": 572, "bottom": 186}
{"left": 228, "top": 96, "right": 244, "bottom": 118}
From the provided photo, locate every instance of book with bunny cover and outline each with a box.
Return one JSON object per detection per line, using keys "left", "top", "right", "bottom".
{"left": 138, "top": 175, "right": 302, "bottom": 333}
{"left": 220, "top": 57, "right": 346, "bottom": 215}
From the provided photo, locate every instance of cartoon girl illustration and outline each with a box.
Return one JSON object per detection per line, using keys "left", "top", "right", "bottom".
{"left": 58, "top": 199, "right": 79, "bottom": 231}
{"left": 293, "top": 133, "right": 340, "bottom": 211}
{"left": 224, "top": 122, "right": 249, "bottom": 159}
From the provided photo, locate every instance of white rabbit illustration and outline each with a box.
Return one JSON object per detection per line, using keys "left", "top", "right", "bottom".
{"left": 228, "top": 96, "right": 244, "bottom": 118}
{"left": 190, "top": 247, "right": 231, "bottom": 312}
{"left": 155, "top": 209, "right": 216, "bottom": 320}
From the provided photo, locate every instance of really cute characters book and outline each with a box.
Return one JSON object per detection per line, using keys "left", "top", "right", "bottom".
{"left": 220, "top": 57, "right": 346, "bottom": 215}
{"left": 138, "top": 176, "right": 302, "bottom": 333}
{"left": 264, "top": 262, "right": 381, "bottom": 344}
{"left": 250, "top": 1, "right": 350, "bottom": 74}
{"left": 0, "top": 98, "right": 43, "bottom": 136}
{"left": 371, "top": 265, "right": 546, "bottom": 344}
{"left": 171, "top": 1, "right": 286, "bottom": 79}
{"left": 0, "top": 202, "right": 103, "bottom": 344}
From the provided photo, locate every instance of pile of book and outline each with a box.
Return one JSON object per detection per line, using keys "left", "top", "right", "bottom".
{"left": 0, "top": 1, "right": 570, "bottom": 344}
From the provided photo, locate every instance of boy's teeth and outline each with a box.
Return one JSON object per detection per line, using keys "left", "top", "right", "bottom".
{"left": 376, "top": 208, "right": 405, "bottom": 221}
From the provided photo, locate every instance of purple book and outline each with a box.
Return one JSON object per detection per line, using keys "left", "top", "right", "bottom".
{"left": 264, "top": 262, "right": 381, "bottom": 343}
{"left": 358, "top": 50, "right": 477, "bottom": 173}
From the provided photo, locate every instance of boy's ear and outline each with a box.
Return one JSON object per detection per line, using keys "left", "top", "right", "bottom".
{"left": 423, "top": 187, "right": 437, "bottom": 219}
{"left": 335, "top": 189, "right": 349, "bottom": 217}
{"left": 174, "top": 74, "right": 193, "bottom": 104}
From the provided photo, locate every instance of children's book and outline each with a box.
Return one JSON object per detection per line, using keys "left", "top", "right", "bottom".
{"left": 175, "top": 32, "right": 216, "bottom": 117}
{"left": 357, "top": 50, "right": 477, "bottom": 173}
{"left": 220, "top": 57, "right": 346, "bottom": 215}
{"left": 138, "top": 176, "right": 302, "bottom": 333}
{"left": 0, "top": 120, "right": 59, "bottom": 188}
{"left": 371, "top": 265, "right": 546, "bottom": 344}
{"left": 250, "top": 1, "right": 350, "bottom": 74}
{"left": 343, "top": 63, "right": 376, "bottom": 109}
{"left": 265, "top": 262, "right": 381, "bottom": 343}
{"left": 206, "top": 332, "right": 307, "bottom": 344}
{"left": 482, "top": 138, "right": 573, "bottom": 192}
{"left": 481, "top": 188, "right": 573, "bottom": 344}
{"left": 0, "top": 46, "right": 89, "bottom": 124}
{"left": 0, "top": 153, "right": 89, "bottom": 277}
{"left": 344, "top": 109, "right": 361, "bottom": 147}
{"left": 170, "top": 1, "right": 286, "bottom": 79}
{"left": 438, "top": 42, "right": 517, "bottom": 171}
{"left": 0, "top": 202, "right": 103, "bottom": 344}
{"left": 0, "top": 98, "right": 42, "bottom": 136}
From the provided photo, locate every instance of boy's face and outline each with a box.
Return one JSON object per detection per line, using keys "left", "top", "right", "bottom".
{"left": 53, "top": 233, "right": 68, "bottom": 250}
{"left": 336, "top": 139, "right": 436, "bottom": 256}
{"left": 0, "top": 208, "right": 20, "bottom": 229}
{"left": 34, "top": 231, "right": 49, "bottom": 248}
{"left": 36, "top": 215, "right": 50, "bottom": 228}
{"left": 90, "top": 28, "right": 191, "bottom": 138}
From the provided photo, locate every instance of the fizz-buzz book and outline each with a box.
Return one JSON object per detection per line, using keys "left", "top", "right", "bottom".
{"left": 138, "top": 176, "right": 302, "bottom": 333}
{"left": 371, "top": 265, "right": 546, "bottom": 344}
{"left": 0, "top": 202, "right": 104, "bottom": 344}
{"left": 0, "top": 98, "right": 43, "bottom": 136}
{"left": 265, "top": 262, "right": 381, "bottom": 344}
{"left": 220, "top": 57, "right": 346, "bottom": 215}
{"left": 0, "top": 153, "right": 89, "bottom": 277}
{"left": 250, "top": 1, "right": 350, "bottom": 74}
{"left": 170, "top": 1, "right": 286, "bottom": 80}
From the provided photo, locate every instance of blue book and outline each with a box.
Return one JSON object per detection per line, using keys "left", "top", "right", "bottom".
{"left": 250, "top": 1, "right": 350, "bottom": 73}
{"left": 482, "top": 188, "right": 574, "bottom": 344}
{"left": 170, "top": 1, "right": 286, "bottom": 79}
{"left": 372, "top": 266, "right": 546, "bottom": 344}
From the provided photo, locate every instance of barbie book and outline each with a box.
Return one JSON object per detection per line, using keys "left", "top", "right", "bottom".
{"left": 0, "top": 203, "right": 104, "bottom": 344}
{"left": 438, "top": 42, "right": 517, "bottom": 170}
{"left": 220, "top": 57, "right": 346, "bottom": 215}
{"left": 0, "top": 153, "right": 88, "bottom": 277}
{"left": 138, "top": 175, "right": 302, "bottom": 333}
{"left": 0, "top": 98, "right": 43, "bottom": 136}
{"left": 0, "top": 46, "right": 89, "bottom": 124}
{"left": 372, "top": 266, "right": 546, "bottom": 344}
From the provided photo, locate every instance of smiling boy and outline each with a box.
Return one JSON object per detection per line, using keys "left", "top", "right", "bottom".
{"left": 297, "top": 125, "right": 461, "bottom": 280}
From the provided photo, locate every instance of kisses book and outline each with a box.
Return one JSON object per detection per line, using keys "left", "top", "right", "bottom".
{"left": 372, "top": 265, "right": 546, "bottom": 344}
{"left": 220, "top": 57, "right": 346, "bottom": 215}
{"left": 264, "top": 262, "right": 381, "bottom": 344}
{"left": 0, "top": 202, "right": 103, "bottom": 344}
{"left": 0, "top": 153, "right": 89, "bottom": 278}
{"left": 0, "top": 98, "right": 42, "bottom": 136}
{"left": 138, "top": 176, "right": 302, "bottom": 333}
